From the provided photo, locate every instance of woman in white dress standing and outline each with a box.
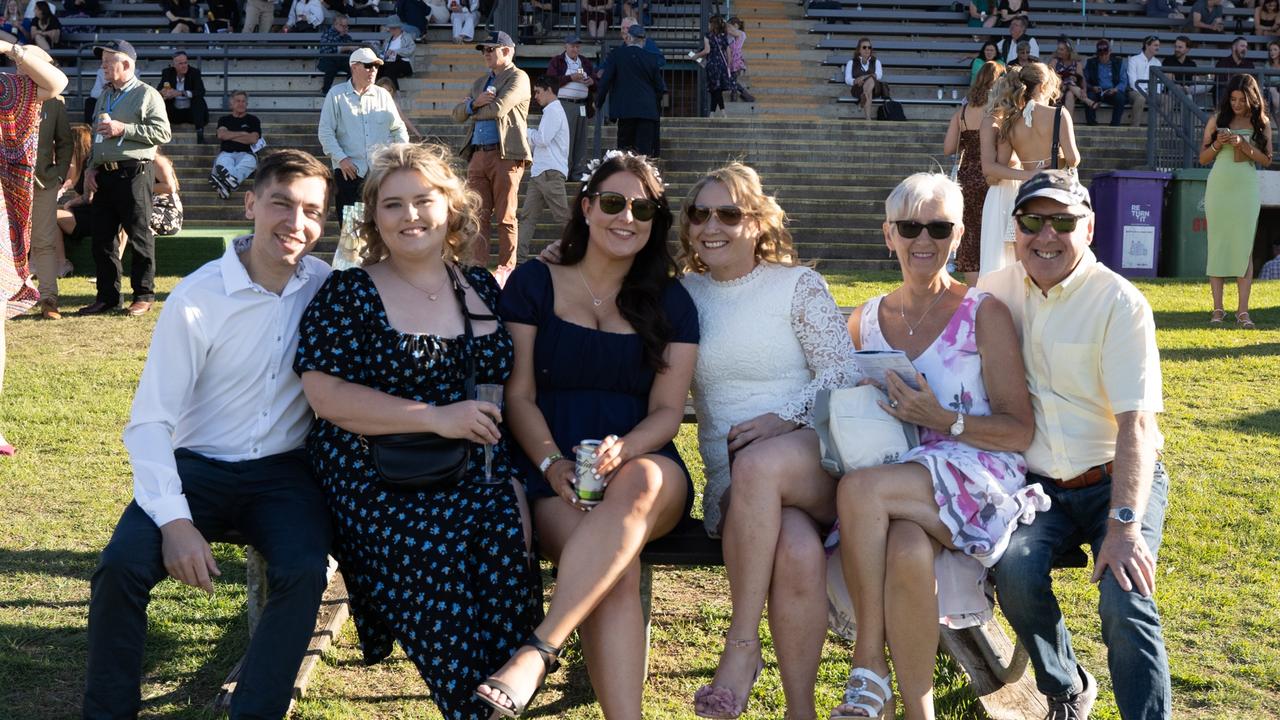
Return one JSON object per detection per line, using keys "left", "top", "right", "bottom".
{"left": 681, "top": 163, "right": 861, "bottom": 720}
{"left": 979, "top": 62, "right": 1078, "bottom": 277}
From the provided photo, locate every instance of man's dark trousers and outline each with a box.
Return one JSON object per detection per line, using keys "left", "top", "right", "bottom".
{"left": 617, "top": 117, "right": 658, "bottom": 157}
{"left": 165, "top": 100, "right": 209, "bottom": 133}
{"left": 334, "top": 173, "right": 364, "bottom": 223}
{"left": 90, "top": 162, "right": 156, "bottom": 307}
{"left": 83, "top": 449, "right": 332, "bottom": 720}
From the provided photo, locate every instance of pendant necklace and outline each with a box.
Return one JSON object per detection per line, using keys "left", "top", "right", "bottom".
{"left": 577, "top": 266, "right": 618, "bottom": 308}
{"left": 900, "top": 288, "right": 947, "bottom": 336}
{"left": 390, "top": 261, "right": 450, "bottom": 301}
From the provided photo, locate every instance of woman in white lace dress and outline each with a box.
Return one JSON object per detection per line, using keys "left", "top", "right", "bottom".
{"left": 829, "top": 173, "right": 1045, "bottom": 720}
{"left": 680, "top": 163, "right": 861, "bottom": 720}
{"left": 979, "top": 62, "right": 1079, "bottom": 278}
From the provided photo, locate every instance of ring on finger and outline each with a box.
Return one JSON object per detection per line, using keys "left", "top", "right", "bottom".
{"left": 890, "top": 399, "right": 900, "bottom": 409}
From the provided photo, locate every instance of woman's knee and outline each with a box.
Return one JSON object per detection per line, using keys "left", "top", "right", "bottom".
{"left": 608, "top": 457, "right": 670, "bottom": 510}
{"left": 836, "top": 466, "right": 886, "bottom": 510}
{"left": 885, "top": 521, "right": 935, "bottom": 590}
{"left": 773, "top": 511, "right": 825, "bottom": 586}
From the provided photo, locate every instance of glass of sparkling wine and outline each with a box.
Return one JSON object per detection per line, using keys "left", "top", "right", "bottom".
{"left": 475, "top": 384, "right": 504, "bottom": 483}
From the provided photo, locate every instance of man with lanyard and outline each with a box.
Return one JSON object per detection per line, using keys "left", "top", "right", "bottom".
{"left": 317, "top": 47, "right": 410, "bottom": 223}
{"left": 77, "top": 40, "right": 171, "bottom": 317}
{"left": 451, "top": 30, "right": 530, "bottom": 283}
{"left": 985, "top": 170, "right": 1171, "bottom": 720}
{"left": 546, "top": 34, "right": 595, "bottom": 179}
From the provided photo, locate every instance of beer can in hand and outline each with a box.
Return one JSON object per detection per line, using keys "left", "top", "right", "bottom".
{"left": 573, "top": 440, "right": 605, "bottom": 505}
{"left": 94, "top": 113, "right": 110, "bottom": 144}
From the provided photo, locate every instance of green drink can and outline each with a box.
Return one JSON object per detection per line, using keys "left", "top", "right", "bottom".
{"left": 573, "top": 440, "right": 604, "bottom": 505}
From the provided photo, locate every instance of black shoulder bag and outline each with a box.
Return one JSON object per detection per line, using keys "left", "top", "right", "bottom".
{"left": 363, "top": 264, "right": 494, "bottom": 490}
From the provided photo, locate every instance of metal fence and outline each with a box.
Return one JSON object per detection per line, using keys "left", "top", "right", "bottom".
{"left": 1146, "top": 65, "right": 1280, "bottom": 171}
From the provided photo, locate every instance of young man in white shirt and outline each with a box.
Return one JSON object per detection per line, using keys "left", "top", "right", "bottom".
{"left": 516, "top": 75, "right": 571, "bottom": 260}
{"left": 83, "top": 149, "right": 336, "bottom": 720}
{"left": 1127, "top": 36, "right": 1162, "bottom": 127}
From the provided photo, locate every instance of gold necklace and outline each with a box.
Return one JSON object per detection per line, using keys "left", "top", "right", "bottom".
{"left": 576, "top": 265, "right": 619, "bottom": 308}
{"left": 899, "top": 288, "right": 948, "bottom": 336}
{"left": 389, "top": 260, "right": 450, "bottom": 301}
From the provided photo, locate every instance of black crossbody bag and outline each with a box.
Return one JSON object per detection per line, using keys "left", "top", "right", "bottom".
{"left": 363, "top": 264, "right": 491, "bottom": 490}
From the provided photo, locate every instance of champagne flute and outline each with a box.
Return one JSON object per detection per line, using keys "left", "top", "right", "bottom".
{"left": 475, "top": 384, "right": 504, "bottom": 483}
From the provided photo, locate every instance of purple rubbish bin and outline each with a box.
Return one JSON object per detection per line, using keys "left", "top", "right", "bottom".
{"left": 1088, "top": 171, "right": 1171, "bottom": 278}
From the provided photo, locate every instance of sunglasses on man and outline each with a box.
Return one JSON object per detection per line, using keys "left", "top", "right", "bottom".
{"left": 1014, "top": 213, "right": 1087, "bottom": 234}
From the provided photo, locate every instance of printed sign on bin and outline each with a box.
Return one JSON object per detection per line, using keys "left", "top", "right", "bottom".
{"left": 1121, "top": 203, "right": 1156, "bottom": 270}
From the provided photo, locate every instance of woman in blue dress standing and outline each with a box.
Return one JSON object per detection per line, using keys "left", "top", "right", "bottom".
{"left": 295, "top": 142, "right": 541, "bottom": 720}
{"left": 475, "top": 152, "right": 699, "bottom": 719}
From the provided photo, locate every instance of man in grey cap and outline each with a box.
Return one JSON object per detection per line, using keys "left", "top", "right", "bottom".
{"left": 982, "top": 170, "right": 1172, "bottom": 720}
{"left": 451, "top": 30, "right": 530, "bottom": 281}
{"left": 546, "top": 34, "right": 595, "bottom": 177}
{"left": 318, "top": 46, "right": 410, "bottom": 222}
{"left": 77, "top": 39, "right": 172, "bottom": 317}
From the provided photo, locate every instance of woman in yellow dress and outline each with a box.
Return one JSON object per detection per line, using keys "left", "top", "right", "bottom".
{"left": 1200, "top": 73, "right": 1272, "bottom": 329}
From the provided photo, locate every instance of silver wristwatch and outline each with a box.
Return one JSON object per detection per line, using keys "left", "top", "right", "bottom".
{"left": 1108, "top": 506, "right": 1138, "bottom": 524}
{"left": 538, "top": 453, "right": 564, "bottom": 476}
{"left": 949, "top": 411, "right": 965, "bottom": 437}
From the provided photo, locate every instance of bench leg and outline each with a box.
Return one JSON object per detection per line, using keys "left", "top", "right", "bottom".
{"left": 640, "top": 562, "right": 653, "bottom": 683}
{"left": 940, "top": 619, "right": 1047, "bottom": 719}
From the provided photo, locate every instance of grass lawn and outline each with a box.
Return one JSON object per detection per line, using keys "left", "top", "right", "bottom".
{"left": 2, "top": 271, "right": 1278, "bottom": 719}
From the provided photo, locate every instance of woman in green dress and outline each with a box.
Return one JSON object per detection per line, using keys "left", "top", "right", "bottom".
{"left": 1200, "top": 73, "right": 1272, "bottom": 329}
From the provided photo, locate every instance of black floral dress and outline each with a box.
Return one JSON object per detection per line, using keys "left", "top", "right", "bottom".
{"left": 294, "top": 266, "right": 542, "bottom": 720}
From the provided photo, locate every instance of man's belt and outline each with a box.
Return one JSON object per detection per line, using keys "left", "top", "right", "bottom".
{"left": 97, "top": 159, "right": 148, "bottom": 173}
{"left": 471, "top": 143, "right": 500, "bottom": 152}
{"left": 1052, "top": 461, "right": 1114, "bottom": 490}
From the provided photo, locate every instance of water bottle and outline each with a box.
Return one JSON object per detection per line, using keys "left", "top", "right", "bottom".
{"left": 94, "top": 113, "right": 109, "bottom": 144}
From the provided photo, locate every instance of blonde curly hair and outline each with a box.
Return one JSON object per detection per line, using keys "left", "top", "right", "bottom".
{"left": 358, "top": 142, "right": 482, "bottom": 265}
{"left": 987, "top": 61, "right": 1062, "bottom": 142}
{"left": 677, "top": 162, "right": 797, "bottom": 274}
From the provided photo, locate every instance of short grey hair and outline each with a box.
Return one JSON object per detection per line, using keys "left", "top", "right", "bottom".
{"left": 884, "top": 173, "right": 963, "bottom": 223}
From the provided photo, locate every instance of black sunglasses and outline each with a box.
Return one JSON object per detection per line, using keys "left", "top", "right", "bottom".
{"left": 1015, "top": 213, "right": 1087, "bottom": 234}
{"left": 860, "top": 44, "right": 872, "bottom": 50}
{"left": 892, "top": 220, "right": 955, "bottom": 239}
{"left": 687, "top": 204, "right": 745, "bottom": 226}
{"left": 359, "top": 62, "right": 379, "bottom": 70}
{"left": 592, "top": 191, "right": 659, "bottom": 221}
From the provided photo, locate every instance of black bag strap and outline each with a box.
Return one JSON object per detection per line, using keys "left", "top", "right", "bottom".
{"left": 443, "top": 263, "right": 486, "bottom": 400}
{"left": 1051, "top": 103, "right": 1063, "bottom": 169}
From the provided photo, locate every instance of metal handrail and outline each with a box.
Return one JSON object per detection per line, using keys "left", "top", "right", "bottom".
{"left": 1147, "top": 65, "right": 1280, "bottom": 171}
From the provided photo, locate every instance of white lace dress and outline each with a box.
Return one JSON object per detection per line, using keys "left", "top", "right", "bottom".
{"left": 681, "top": 263, "right": 861, "bottom": 535}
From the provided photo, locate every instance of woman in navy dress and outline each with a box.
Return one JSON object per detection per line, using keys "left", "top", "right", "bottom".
{"left": 295, "top": 143, "right": 541, "bottom": 720}
{"left": 474, "top": 152, "right": 700, "bottom": 718}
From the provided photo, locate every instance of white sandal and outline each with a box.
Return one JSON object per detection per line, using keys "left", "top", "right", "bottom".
{"left": 829, "top": 667, "right": 894, "bottom": 720}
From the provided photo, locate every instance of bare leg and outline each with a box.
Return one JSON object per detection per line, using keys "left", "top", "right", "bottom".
{"left": 476, "top": 455, "right": 688, "bottom": 717}
{"left": 579, "top": 561, "right": 647, "bottom": 719}
{"left": 1210, "top": 276, "right": 1225, "bottom": 315}
{"left": 57, "top": 212, "right": 76, "bottom": 237}
{"left": 1237, "top": 259, "right": 1254, "bottom": 315}
{"left": 860, "top": 81, "right": 872, "bottom": 121}
{"left": 834, "top": 463, "right": 955, "bottom": 717}
{"left": 768, "top": 508, "right": 829, "bottom": 720}
{"left": 1062, "top": 87, "right": 1076, "bottom": 114}
{"left": 706, "top": 430, "right": 836, "bottom": 710}
{"left": 883, "top": 521, "right": 940, "bottom": 720}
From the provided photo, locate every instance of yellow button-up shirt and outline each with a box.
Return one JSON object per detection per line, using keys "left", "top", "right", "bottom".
{"left": 979, "top": 250, "right": 1163, "bottom": 480}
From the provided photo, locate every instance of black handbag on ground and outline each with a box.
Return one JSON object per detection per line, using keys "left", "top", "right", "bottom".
{"left": 363, "top": 264, "right": 495, "bottom": 490}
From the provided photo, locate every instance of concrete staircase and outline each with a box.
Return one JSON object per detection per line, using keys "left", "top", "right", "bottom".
{"left": 161, "top": 116, "right": 1148, "bottom": 272}
{"left": 720, "top": 0, "right": 835, "bottom": 121}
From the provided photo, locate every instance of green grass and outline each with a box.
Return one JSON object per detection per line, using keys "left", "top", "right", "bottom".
{"left": 2, "top": 273, "right": 1279, "bottom": 719}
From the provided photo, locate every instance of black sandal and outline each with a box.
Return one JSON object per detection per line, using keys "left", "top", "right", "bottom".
{"left": 475, "top": 633, "right": 563, "bottom": 718}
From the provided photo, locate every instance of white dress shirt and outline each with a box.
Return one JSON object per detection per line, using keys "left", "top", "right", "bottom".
{"left": 1127, "top": 52, "right": 1162, "bottom": 93}
{"left": 844, "top": 57, "right": 883, "bottom": 85}
{"left": 528, "top": 99, "right": 570, "bottom": 178}
{"left": 123, "top": 238, "right": 331, "bottom": 528}
{"left": 317, "top": 81, "right": 410, "bottom": 176}
{"left": 287, "top": 0, "right": 324, "bottom": 26}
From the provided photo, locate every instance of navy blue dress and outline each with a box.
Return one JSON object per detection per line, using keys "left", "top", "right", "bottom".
{"left": 497, "top": 260, "right": 699, "bottom": 512}
{"left": 293, "top": 266, "right": 542, "bottom": 720}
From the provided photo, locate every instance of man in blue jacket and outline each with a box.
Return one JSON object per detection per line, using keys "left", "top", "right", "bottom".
{"left": 1085, "top": 39, "right": 1128, "bottom": 126}
{"left": 596, "top": 23, "right": 666, "bottom": 156}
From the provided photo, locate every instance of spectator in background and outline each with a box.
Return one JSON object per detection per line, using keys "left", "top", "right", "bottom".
{"left": 614, "top": 16, "right": 666, "bottom": 154}
{"left": 347, "top": 0, "right": 381, "bottom": 17}
{"left": 1216, "top": 36, "right": 1255, "bottom": 100}
{"left": 547, "top": 34, "right": 595, "bottom": 178}
{"left": 450, "top": 0, "right": 478, "bottom": 42}
{"left": 1127, "top": 36, "right": 1161, "bottom": 126}
{"left": 204, "top": 0, "right": 239, "bottom": 32}
{"left": 843, "top": 37, "right": 883, "bottom": 121}
{"left": 581, "top": 0, "right": 609, "bottom": 40}
{"left": 318, "top": 47, "right": 410, "bottom": 221}
{"left": 1165, "top": 35, "right": 1202, "bottom": 95}
{"left": 149, "top": 151, "right": 183, "bottom": 238}
{"left": 396, "top": 0, "right": 429, "bottom": 38}
{"left": 160, "top": 0, "right": 197, "bottom": 32}
{"left": 79, "top": 40, "right": 171, "bottom": 317}
{"left": 287, "top": 0, "right": 325, "bottom": 32}
{"left": 1010, "top": 40, "right": 1034, "bottom": 68}
{"left": 1258, "top": 241, "right": 1280, "bottom": 279}
{"left": 995, "top": 0, "right": 1030, "bottom": 27}
{"left": 1053, "top": 37, "right": 1095, "bottom": 114}
{"left": 527, "top": 0, "right": 554, "bottom": 39}
{"left": 517, "top": 75, "right": 570, "bottom": 259}
{"left": 450, "top": 31, "right": 530, "bottom": 279}
{"left": 427, "top": 0, "right": 449, "bottom": 25}
{"left": 694, "top": 16, "right": 733, "bottom": 117}
{"left": 27, "top": 1, "right": 58, "bottom": 51}
{"left": 30, "top": 94, "right": 72, "bottom": 320}
{"left": 1190, "top": 0, "right": 1225, "bottom": 33}
{"left": 726, "top": 16, "right": 755, "bottom": 102}
{"left": 969, "top": 0, "right": 997, "bottom": 38}
{"left": 944, "top": 60, "right": 1006, "bottom": 285}
{"left": 999, "top": 17, "right": 1039, "bottom": 64}
{"left": 209, "top": 90, "right": 262, "bottom": 199}
{"left": 1085, "top": 39, "right": 1127, "bottom": 126}
{"left": 1264, "top": 40, "right": 1280, "bottom": 118}
{"left": 243, "top": 0, "right": 273, "bottom": 32}
{"left": 971, "top": 40, "right": 1005, "bottom": 84}
{"left": 56, "top": 123, "right": 93, "bottom": 253}
{"left": 0, "top": 0, "right": 27, "bottom": 43}
{"left": 1257, "top": 0, "right": 1280, "bottom": 36}
{"left": 597, "top": 23, "right": 665, "bottom": 154}
{"left": 1147, "top": 0, "right": 1184, "bottom": 18}
{"left": 158, "top": 51, "right": 208, "bottom": 144}
{"left": 378, "top": 16, "right": 415, "bottom": 91}
{"left": 318, "top": 14, "right": 355, "bottom": 94}
{"left": 62, "top": 0, "right": 100, "bottom": 20}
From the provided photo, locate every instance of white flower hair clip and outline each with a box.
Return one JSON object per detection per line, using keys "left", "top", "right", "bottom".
{"left": 579, "top": 149, "right": 665, "bottom": 187}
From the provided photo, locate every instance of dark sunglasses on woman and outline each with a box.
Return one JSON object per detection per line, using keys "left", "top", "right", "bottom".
{"left": 686, "top": 205, "right": 745, "bottom": 226}
{"left": 1014, "top": 213, "right": 1086, "bottom": 234}
{"left": 591, "top": 191, "right": 659, "bottom": 221}
{"left": 892, "top": 220, "right": 955, "bottom": 239}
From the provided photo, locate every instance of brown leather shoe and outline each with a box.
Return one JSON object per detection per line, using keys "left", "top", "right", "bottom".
{"left": 125, "top": 300, "right": 153, "bottom": 316}
{"left": 39, "top": 297, "right": 62, "bottom": 320}
{"left": 76, "top": 301, "right": 116, "bottom": 316}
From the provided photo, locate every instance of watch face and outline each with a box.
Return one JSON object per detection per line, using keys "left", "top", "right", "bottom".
{"left": 1115, "top": 507, "right": 1136, "bottom": 523}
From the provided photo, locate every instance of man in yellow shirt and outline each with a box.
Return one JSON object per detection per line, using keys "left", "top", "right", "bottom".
{"left": 981, "top": 170, "right": 1170, "bottom": 720}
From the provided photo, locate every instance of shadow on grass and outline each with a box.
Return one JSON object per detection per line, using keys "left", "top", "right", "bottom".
{"left": 0, "top": 548, "right": 100, "bottom": 581}
{"left": 1155, "top": 308, "right": 1279, "bottom": 329}
{"left": 6, "top": 289, "right": 173, "bottom": 322}
{"left": 1212, "top": 408, "right": 1280, "bottom": 436}
{"left": 1160, "top": 342, "right": 1280, "bottom": 362}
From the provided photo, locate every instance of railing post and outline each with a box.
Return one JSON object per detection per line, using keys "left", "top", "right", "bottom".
{"left": 494, "top": 0, "right": 518, "bottom": 40}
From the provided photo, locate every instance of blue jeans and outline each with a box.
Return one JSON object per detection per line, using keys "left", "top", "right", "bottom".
{"left": 1086, "top": 87, "right": 1128, "bottom": 125}
{"left": 994, "top": 462, "right": 1171, "bottom": 720}
{"left": 83, "top": 449, "right": 332, "bottom": 720}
